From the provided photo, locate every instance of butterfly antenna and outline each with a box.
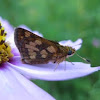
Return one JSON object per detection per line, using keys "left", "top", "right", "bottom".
{"left": 75, "top": 52, "right": 91, "bottom": 63}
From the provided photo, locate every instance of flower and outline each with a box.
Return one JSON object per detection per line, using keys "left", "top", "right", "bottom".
{"left": 0, "top": 17, "right": 55, "bottom": 100}
{"left": 0, "top": 16, "right": 100, "bottom": 100}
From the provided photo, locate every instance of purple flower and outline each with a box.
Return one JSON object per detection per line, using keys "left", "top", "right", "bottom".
{"left": 0, "top": 16, "right": 100, "bottom": 100}
{"left": 0, "top": 17, "right": 55, "bottom": 100}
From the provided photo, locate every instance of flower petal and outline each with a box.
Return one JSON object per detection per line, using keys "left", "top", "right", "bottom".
{"left": 9, "top": 56, "right": 100, "bottom": 81}
{"left": 59, "top": 38, "right": 83, "bottom": 50}
{"left": 11, "top": 47, "right": 20, "bottom": 56}
{"left": 0, "top": 16, "right": 14, "bottom": 39}
{"left": 0, "top": 63, "right": 55, "bottom": 100}
{"left": 0, "top": 17, "right": 20, "bottom": 56}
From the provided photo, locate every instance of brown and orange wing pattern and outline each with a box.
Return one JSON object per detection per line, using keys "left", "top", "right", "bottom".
{"left": 14, "top": 28, "right": 63, "bottom": 64}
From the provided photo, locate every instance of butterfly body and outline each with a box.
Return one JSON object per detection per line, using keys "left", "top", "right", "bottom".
{"left": 14, "top": 28, "right": 75, "bottom": 64}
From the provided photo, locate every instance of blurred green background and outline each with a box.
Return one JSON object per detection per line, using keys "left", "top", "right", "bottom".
{"left": 0, "top": 0, "right": 100, "bottom": 100}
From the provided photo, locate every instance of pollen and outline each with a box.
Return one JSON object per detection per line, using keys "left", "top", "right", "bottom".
{"left": 0, "top": 22, "right": 13, "bottom": 64}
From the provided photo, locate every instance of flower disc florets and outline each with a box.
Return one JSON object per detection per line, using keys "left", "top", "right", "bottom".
{"left": 0, "top": 22, "right": 13, "bottom": 64}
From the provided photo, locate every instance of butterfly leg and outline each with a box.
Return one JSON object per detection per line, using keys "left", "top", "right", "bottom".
{"left": 64, "top": 60, "right": 66, "bottom": 70}
{"left": 54, "top": 63, "right": 59, "bottom": 71}
{"left": 67, "top": 57, "right": 74, "bottom": 65}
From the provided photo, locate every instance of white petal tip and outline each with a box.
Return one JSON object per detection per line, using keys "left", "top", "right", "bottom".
{"left": 59, "top": 38, "right": 83, "bottom": 50}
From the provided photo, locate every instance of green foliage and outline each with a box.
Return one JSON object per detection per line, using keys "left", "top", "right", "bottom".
{"left": 0, "top": 0, "right": 100, "bottom": 99}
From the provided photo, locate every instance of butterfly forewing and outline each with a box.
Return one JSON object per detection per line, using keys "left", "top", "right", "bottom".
{"left": 14, "top": 28, "right": 60, "bottom": 64}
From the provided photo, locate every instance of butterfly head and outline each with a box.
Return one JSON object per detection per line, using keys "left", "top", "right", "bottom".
{"left": 65, "top": 46, "right": 76, "bottom": 57}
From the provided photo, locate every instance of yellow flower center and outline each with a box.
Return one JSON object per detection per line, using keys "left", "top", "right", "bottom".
{"left": 0, "top": 22, "right": 13, "bottom": 64}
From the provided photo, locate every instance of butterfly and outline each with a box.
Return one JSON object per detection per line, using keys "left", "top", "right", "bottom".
{"left": 14, "top": 28, "right": 77, "bottom": 65}
{"left": 14, "top": 28, "right": 91, "bottom": 66}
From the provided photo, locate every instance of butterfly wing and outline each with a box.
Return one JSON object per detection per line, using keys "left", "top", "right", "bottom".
{"left": 14, "top": 28, "right": 61, "bottom": 64}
